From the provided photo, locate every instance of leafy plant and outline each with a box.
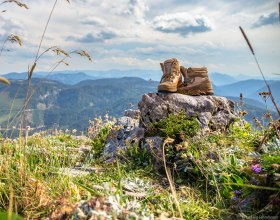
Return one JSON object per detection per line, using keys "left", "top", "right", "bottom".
{"left": 90, "top": 124, "right": 112, "bottom": 158}
{"left": 120, "top": 143, "right": 153, "bottom": 170}
{"left": 149, "top": 111, "right": 200, "bottom": 141}
{"left": 0, "top": 212, "right": 23, "bottom": 220}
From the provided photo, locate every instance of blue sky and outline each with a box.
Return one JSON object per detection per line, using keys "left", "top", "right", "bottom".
{"left": 0, "top": 0, "right": 279, "bottom": 78}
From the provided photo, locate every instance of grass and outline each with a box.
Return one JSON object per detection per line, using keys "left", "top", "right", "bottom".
{"left": 0, "top": 116, "right": 279, "bottom": 219}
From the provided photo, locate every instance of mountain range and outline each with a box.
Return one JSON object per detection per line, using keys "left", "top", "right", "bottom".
{"left": 0, "top": 71, "right": 279, "bottom": 131}
{"left": 3, "top": 70, "right": 279, "bottom": 85}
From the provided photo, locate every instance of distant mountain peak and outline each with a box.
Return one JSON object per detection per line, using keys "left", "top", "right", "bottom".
{"left": 209, "top": 72, "right": 237, "bottom": 86}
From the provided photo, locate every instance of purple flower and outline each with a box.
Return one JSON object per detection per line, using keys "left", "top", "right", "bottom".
{"left": 231, "top": 196, "right": 238, "bottom": 202}
{"left": 234, "top": 190, "right": 242, "bottom": 196}
{"left": 251, "top": 164, "right": 262, "bottom": 173}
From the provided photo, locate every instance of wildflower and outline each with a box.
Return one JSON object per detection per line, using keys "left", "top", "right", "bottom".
{"left": 104, "top": 113, "right": 109, "bottom": 123}
{"left": 238, "top": 110, "right": 248, "bottom": 116}
{"left": 251, "top": 164, "right": 262, "bottom": 173}
{"left": 253, "top": 116, "right": 262, "bottom": 128}
{"left": 234, "top": 190, "right": 242, "bottom": 196}
{"left": 181, "top": 153, "right": 187, "bottom": 159}
{"left": 175, "top": 144, "right": 183, "bottom": 151}
{"left": 231, "top": 196, "right": 238, "bottom": 202}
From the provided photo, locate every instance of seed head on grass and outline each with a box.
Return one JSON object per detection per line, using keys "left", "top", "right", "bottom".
{"left": 1, "top": 0, "right": 28, "bottom": 9}
{"left": 52, "top": 46, "right": 70, "bottom": 57}
{"left": 239, "top": 26, "right": 254, "bottom": 55}
{"left": 7, "top": 34, "right": 23, "bottom": 46}
{"left": 75, "top": 50, "right": 92, "bottom": 61}
{"left": 0, "top": 76, "right": 10, "bottom": 85}
{"left": 239, "top": 26, "right": 280, "bottom": 116}
{"left": 28, "top": 62, "right": 36, "bottom": 80}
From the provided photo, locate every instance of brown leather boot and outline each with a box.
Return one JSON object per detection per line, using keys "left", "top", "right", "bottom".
{"left": 158, "top": 58, "right": 182, "bottom": 92}
{"left": 178, "top": 66, "right": 214, "bottom": 95}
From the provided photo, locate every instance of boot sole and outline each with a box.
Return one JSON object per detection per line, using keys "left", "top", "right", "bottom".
{"left": 178, "top": 88, "right": 213, "bottom": 96}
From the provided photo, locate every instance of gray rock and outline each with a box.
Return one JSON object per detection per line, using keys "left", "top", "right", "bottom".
{"left": 116, "top": 116, "right": 139, "bottom": 130}
{"left": 138, "top": 93, "right": 236, "bottom": 131}
{"left": 124, "top": 109, "right": 141, "bottom": 120}
{"left": 103, "top": 116, "right": 144, "bottom": 158}
{"left": 126, "top": 127, "right": 145, "bottom": 143}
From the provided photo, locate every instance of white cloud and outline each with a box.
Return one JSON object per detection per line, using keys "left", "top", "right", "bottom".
{"left": 152, "top": 12, "right": 214, "bottom": 36}
{"left": 67, "top": 30, "right": 118, "bottom": 43}
{"left": 123, "top": 0, "right": 149, "bottom": 24}
{"left": 80, "top": 16, "right": 107, "bottom": 26}
{"left": 93, "top": 56, "right": 160, "bottom": 71}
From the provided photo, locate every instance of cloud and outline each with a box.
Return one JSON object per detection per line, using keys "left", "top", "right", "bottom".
{"left": 152, "top": 12, "right": 214, "bottom": 36}
{"left": 0, "top": 16, "right": 22, "bottom": 36}
{"left": 67, "top": 31, "right": 118, "bottom": 43}
{"left": 123, "top": 0, "right": 149, "bottom": 24}
{"left": 252, "top": 12, "right": 279, "bottom": 28}
{"left": 80, "top": 16, "right": 107, "bottom": 26}
{"left": 100, "top": 56, "right": 159, "bottom": 68}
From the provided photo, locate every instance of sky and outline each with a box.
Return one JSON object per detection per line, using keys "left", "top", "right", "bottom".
{"left": 0, "top": 0, "right": 280, "bottom": 78}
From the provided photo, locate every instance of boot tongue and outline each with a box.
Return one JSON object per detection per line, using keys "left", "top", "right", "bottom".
{"left": 164, "top": 62, "right": 172, "bottom": 76}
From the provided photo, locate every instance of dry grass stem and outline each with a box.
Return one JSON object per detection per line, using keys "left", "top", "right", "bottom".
{"left": 35, "top": 0, "right": 58, "bottom": 60}
{"left": 162, "top": 138, "right": 183, "bottom": 219}
{"left": 239, "top": 26, "right": 280, "bottom": 117}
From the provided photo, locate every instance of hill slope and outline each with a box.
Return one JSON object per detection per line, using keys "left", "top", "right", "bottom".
{"left": 0, "top": 77, "right": 157, "bottom": 130}
{"left": 1, "top": 77, "right": 277, "bottom": 131}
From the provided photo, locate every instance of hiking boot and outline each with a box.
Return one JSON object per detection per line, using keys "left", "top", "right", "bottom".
{"left": 178, "top": 66, "right": 214, "bottom": 95}
{"left": 158, "top": 58, "right": 182, "bottom": 92}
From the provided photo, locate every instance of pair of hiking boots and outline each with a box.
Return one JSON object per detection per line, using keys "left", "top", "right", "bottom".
{"left": 158, "top": 58, "right": 213, "bottom": 95}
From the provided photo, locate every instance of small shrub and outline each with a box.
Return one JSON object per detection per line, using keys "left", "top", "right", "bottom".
{"left": 121, "top": 144, "right": 153, "bottom": 170}
{"left": 149, "top": 111, "right": 199, "bottom": 142}
{"left": 90, "top": 124, "right": 111, "bottom": 158}
{"left": 261, "top": 154, "right": 280, "bottom": 172}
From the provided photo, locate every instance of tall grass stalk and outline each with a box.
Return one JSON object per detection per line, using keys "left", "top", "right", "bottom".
{"left": 162, "top": 138, "right": 183, "bottom": 219}
{"left": 239, "top": 26, "right": 280, "bottom": 117}
{"left": 24, "top": 0, "right": 59, "bottom": 129}
{"left": 35, "top": 0, "right": 58, "bottom": 61}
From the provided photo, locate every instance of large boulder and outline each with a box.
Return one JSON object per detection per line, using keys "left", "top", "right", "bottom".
{"left": 138, "top": 93, "right": 236, "bottom": 131}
